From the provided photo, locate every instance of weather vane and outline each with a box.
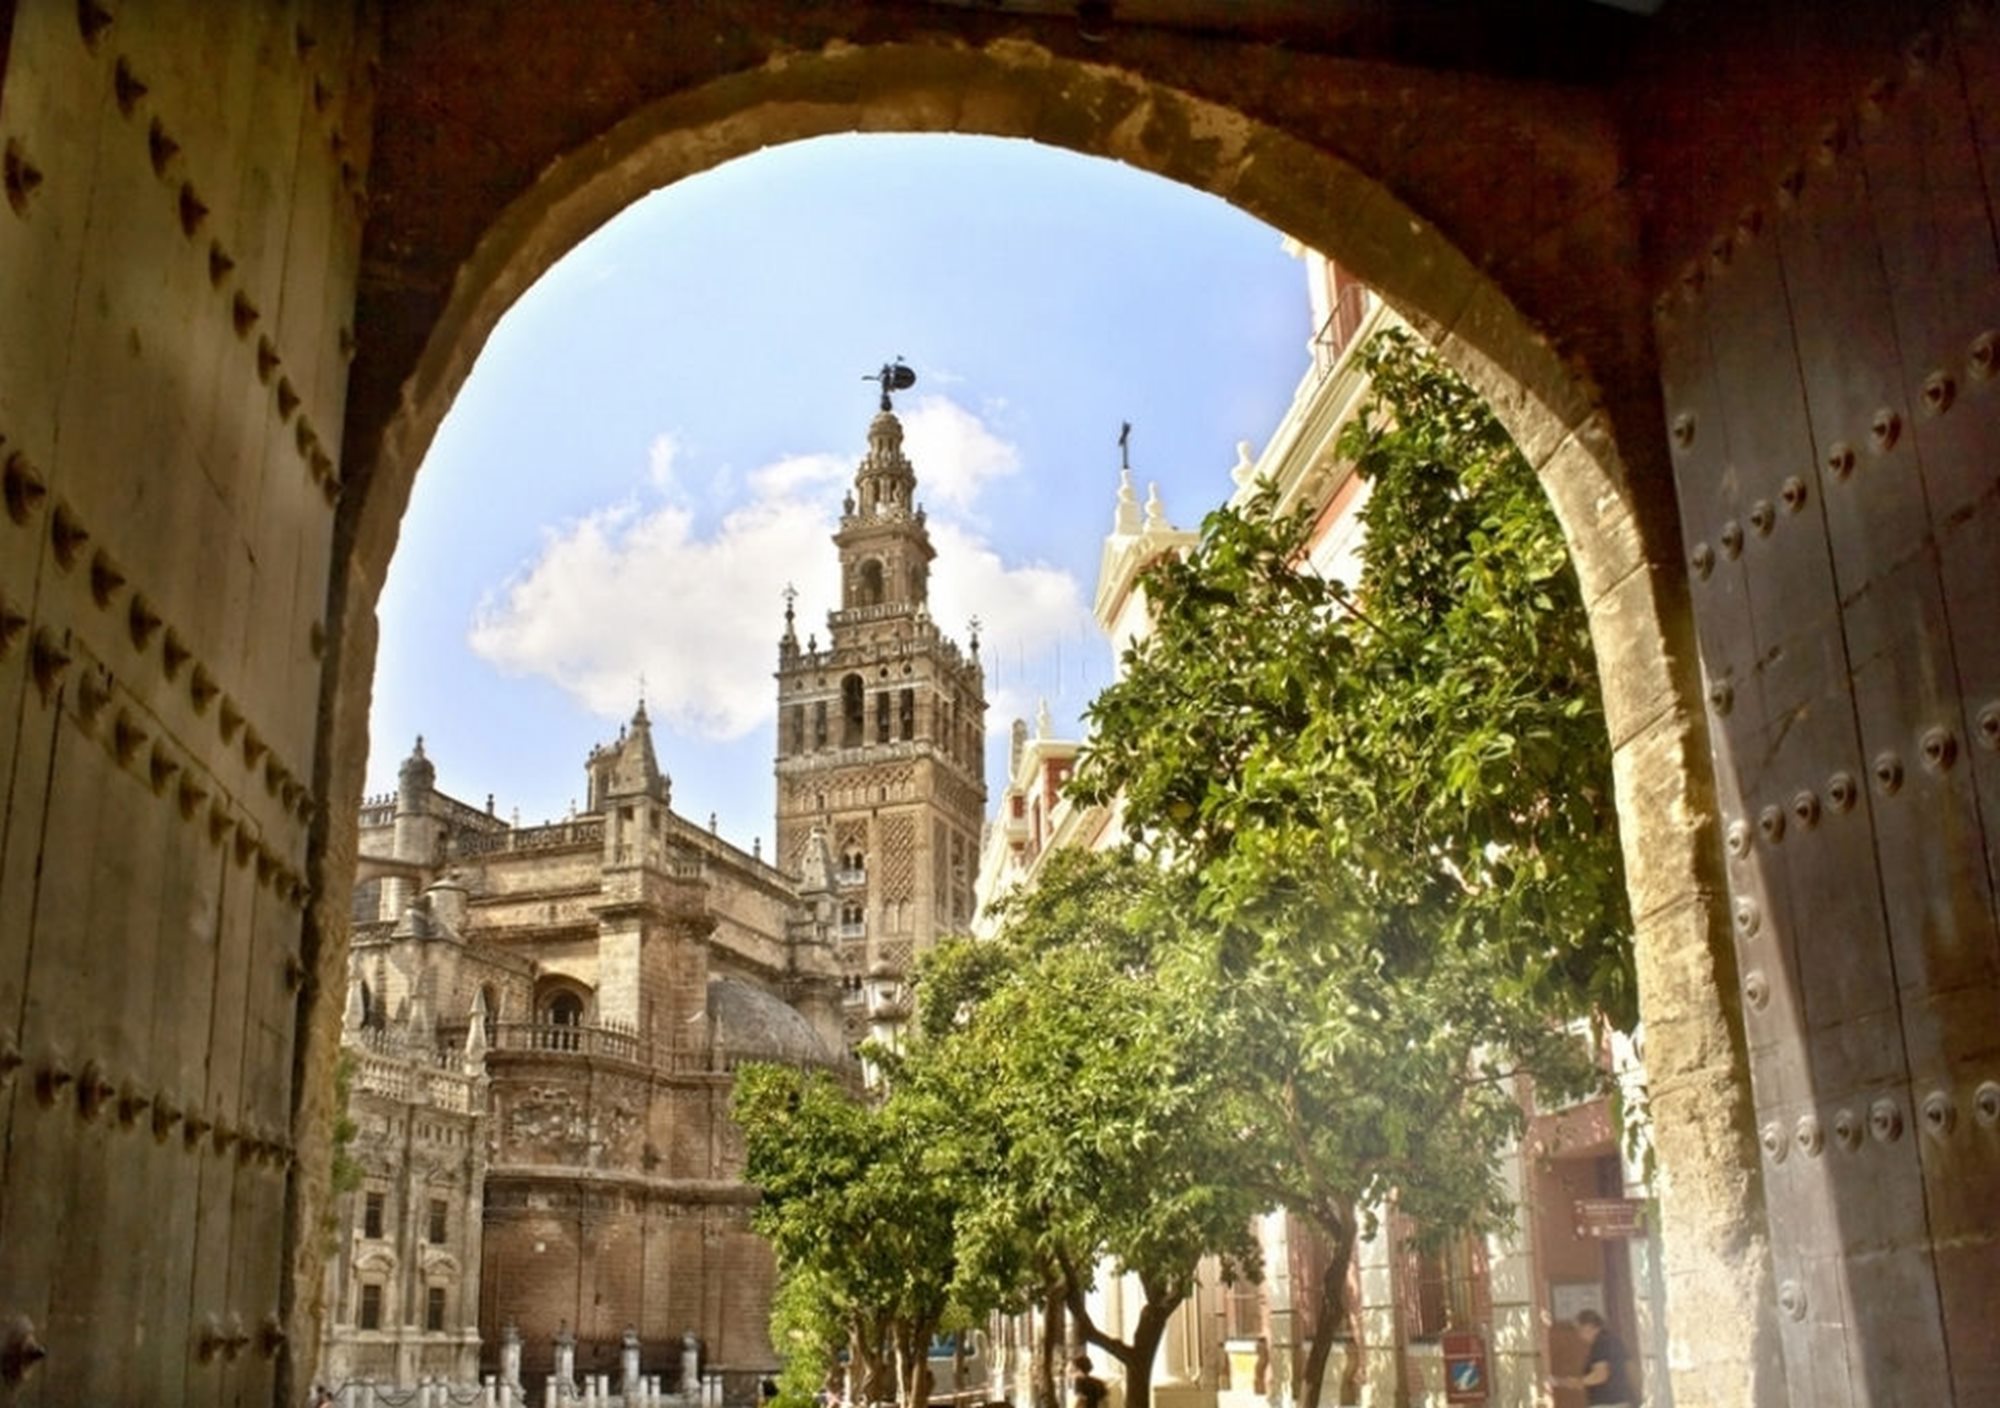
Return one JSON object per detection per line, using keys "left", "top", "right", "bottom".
{"left": 865, "top": 357, "right": 917, "bottom": 411}
{"left": 1118, "top": 420, "right": 1132, "bottom": 471}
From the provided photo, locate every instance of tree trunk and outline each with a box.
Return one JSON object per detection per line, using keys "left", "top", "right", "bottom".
{"left": 1036, "top": 1285, "right": 1065, "bottom": 1408}
{"left": 1121, "top": 1300, "right": 1172, "bottom": 1408}
{"left": 854, "top": 1315, "right": 892, "bottom": 1407}
{"left": 1297, "top": 1227, "right": 1355, "bottom": 1408}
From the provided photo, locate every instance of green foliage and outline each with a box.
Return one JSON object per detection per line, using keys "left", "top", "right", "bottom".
{"left": 1071, "top": 329, "right": 1636, "bottom": 1396}
{"left": 899, "top": 848, "right": 1263, "bottom": 1386}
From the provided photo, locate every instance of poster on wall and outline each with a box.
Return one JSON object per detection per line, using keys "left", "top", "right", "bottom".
{"left": 1441, "top": 1331, "right": 1489, "bottom": 1404}
{"left": 1550, "top": 1281, "right": 1606, "bottom": 1325}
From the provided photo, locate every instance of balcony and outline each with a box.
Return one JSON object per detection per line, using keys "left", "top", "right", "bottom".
{"left": 835, "top": 868, "right": 867, "bottom": 888}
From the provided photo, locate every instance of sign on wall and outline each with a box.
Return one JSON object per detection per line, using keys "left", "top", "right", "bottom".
{"left": 1441, "top": 1330, "right": 1488, "bottom": 1404}
{"left": 1572, "top": 1197, "right": 1649, "bottom": 1239}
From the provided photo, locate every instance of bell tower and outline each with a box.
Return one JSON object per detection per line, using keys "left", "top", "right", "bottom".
{"left": 774, "top": 363, "right": 988, "bottom": 1051}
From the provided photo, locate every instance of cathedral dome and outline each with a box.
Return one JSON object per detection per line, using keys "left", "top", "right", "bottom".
{"left": 707, "top": 977, "right": 834, "bottom": 1066}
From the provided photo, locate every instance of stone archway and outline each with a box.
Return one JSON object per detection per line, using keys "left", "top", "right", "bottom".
{"left": 316, "top": 29, "right": 1756, "bottom": 1408}
{"left": 10, "top": 4, "right": 1993, "bottom": 1404}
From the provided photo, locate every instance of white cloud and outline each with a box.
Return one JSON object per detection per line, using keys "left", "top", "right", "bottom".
{"left": 899, "top": 395, "right": 1019, "bottom": 513}
{"left": 469, "top": 402, "right": 1085, "bottom": 743}
{"left": 646, "top": 432, "right": 681, "bottom": 491}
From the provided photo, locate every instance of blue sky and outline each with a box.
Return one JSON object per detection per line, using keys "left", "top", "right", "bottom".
{"left": 367, "top": 134, "right": 1312, "bottom": 852}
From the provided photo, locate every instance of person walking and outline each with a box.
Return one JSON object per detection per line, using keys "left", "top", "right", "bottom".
{"left": 1068, "top": 1356, "right": 1107, "bottom": 1408}
{"left": 1551, "top": 1309, "right": 1636, "bottom": 1406}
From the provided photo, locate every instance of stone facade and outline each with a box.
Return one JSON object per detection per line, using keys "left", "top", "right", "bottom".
{"left": 774, "top": 390, "right": 988, "bottom": 1055}
{"left": 325, "top": 714, "right": 851, "bottom": 1395}
{"left": 318, "top": 396, "right": 985, "bottom": 1396}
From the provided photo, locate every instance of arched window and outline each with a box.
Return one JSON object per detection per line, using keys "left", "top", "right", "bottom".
{"left": 908, "top": 562, "right": 925, "bottom": 602}
{"left": 858, "top": 559, "right": 885, "bottom": 607}
{"left": 547, "top": 991, "right": 583, "bottom": 1026}
{"left": 841, "top": 675, "right": 865, "bottom": 747}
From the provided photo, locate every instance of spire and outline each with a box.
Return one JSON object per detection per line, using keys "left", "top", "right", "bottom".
{"left": 852, "top": 405, "right": 918, "bottom": 519}
{"left": 399, "top": 734, "right": 435, "bottom": 792}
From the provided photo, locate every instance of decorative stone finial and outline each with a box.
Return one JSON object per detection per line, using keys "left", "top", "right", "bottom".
{"left": 1232, "top": 439, "right": 1257, "bottom": 489}
{"left": 1036, "top": 698, "right": 1053, "bottom": 739}
{"left": 1144, "top": 481, "right": 1167, "bottom": 530}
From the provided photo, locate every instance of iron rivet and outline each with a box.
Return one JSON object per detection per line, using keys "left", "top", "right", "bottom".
{"left": 117, "top": 1083, "right": 152, "bottom": 1126}
{"left": 1733, "top": 895, "right": 1762, "bottom": 936}
{"left": 50, "top": 501, "right": 89, "bottom": 568}
{"left": 1744, "top": 971, "right": 1770, "bottom": 1010}
{"left": 1652, "top": 291, "right": 1674, "bottom": 324}
{"left": 196, "top": 1314, "right": 224, "bottom": 1364}
{"left": 1975, "top": 1081, "right": 2000, "bottom": 1127}
{"left": 146, "top": 118, "right": 180, "bottom": 178}
{"left": 1860, "top": 74, "right": 1897, "bottom": 121}
{"left": 77, "top": 0, "right": 114, "bottom": 48}
{"left": 1758, "top": 804, "right": 1786, "bottom": 842}
{"left": 177, "top": 182, "right": 208, "bottom": 239}
{"left": 1725, "top": 819, "right": 1753, "bottom": 858}
{"left": 1791, "top": 789, "right": 1821, "bottom": 829}
{"left": 1679, "top": 260, "right": 1706, "bottom": 297}
{"left": 1922, "top": 369, "right": 1956, "bottom": 415}
{"left": 1814, "top": 120, "right": 1846, "bottom": 167}
{"left": 1778, "top": 1281, "right": 1808, "bottom": 1321}
{"left": 1710, "top": 680, "right": 1734, "bottom": 716}
{"left": 1969, "top": 330, "right": 1999, "bottom": 381}
{"left": 1921, "top": 726, "right": 1958, "bottom": 772}
{"left": 1923, "top": 1090, "right": 1956, "bottom": 1135}
{"left": 3, "top": 140, "right": 45, "bottom": 218}
{"left": 260, "top": 1314, "right": 286, "bottom": 1359}
{"left": 1709, "top": 233, "right": 1734, "bottom": 271}
{"left": 74, "top": 669, "right": 110, "bottom": 727}
{"left": 1777, "top": 162, "right": 1806, "bottom": 207}
{"left": 0, "top": 1315, "right": 47, "bottom": 1386}
{"left": 1907, "top": 28, "right": 1940, "bottom": 75}
{"left": 4, "top": 451, "right": 49, "bottom": 523}
{"left": 152, "top": 1097, "right": 181, "bottom": 1142}
{"left": 1737, "top": 203, "right": 1765, "bottom": 240}
{"left": 1749, "top": 499, "right": 1775, "bottom": 536}
{"left": 1869, "top": 407, "right": 1902, "bottom": 453}
{"left": 1872, "top": 751, "right": 1904, "bottom": 794}
{"left": 1827, "top": 770, "right": 1858, "bottom": 812}
{"left": 1825, "top": 442, "right": 1856, "bottom": 480}
{"left": 1719, "top": 520, "right": 1744, "bottom": 558}
{"left": 1691, "top": 542, "right": 1715, "bottom": 578}
{"left": 1780, "top": 475, "right": 1808, "bottom": 512}
{"left": 89, "top": 549, "right": 126, "bottom": 607}
{"left": 114, "top": 58, "right": 148, "bottom": 118}
{"left": 1795, "top": 1115, "right": 1824, "bottom": 1156}
{"left": 128, "top": 593, "right": 161, "bottom": 649}
{"left": 1672, "top": 412, "right": 1696, "bottom": 448}
{"left": 1869, "top": 1098, "right": 1903, "bottom": 1143}
{"left": 1761, "top": 1122, "right": 1789, "bottom": 1163}
{"left": 75, "top": 1059, "right": 112, "bottom": 1121}
{"left": 1833, "top": 1107, "right": 1862, "bottom": 1150}
{"left": 34, "top": 1049, "right": 73, "bottom": 1107}
{"left": 30, "top": 628, "right": 73, "bottom": 702}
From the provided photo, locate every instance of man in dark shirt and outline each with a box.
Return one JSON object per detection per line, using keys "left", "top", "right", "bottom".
{"left": 1555, "top": 1309, "right": 1636, "bottom": 1406}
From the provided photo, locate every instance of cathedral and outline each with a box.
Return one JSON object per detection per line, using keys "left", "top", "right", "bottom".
{"left": 322, "top": 383, "right": 987, "bottom": 1396}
